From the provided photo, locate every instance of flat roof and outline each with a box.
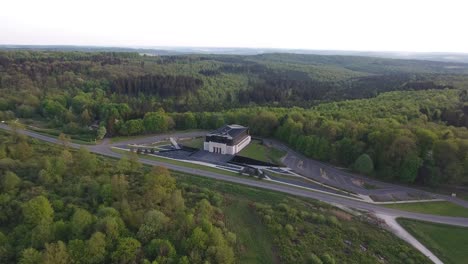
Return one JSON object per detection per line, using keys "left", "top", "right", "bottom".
{"left": 207, "top": 124, "right": 248, "bottom": 139}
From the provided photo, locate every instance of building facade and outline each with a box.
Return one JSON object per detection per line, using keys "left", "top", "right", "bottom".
{"left": 203, "top": 124, "right": 251, "bottom": 155}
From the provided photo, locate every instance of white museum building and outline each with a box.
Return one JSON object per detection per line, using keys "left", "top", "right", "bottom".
{"left": 203, "top": 124, "right": 251, "bottom": 155}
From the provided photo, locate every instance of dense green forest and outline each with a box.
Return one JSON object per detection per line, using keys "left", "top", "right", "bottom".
{"left": 0, "top": 50, "right": 467, "bottom": 187}
{"left": 0, "top": 130, "right": 431, "bottom": 264}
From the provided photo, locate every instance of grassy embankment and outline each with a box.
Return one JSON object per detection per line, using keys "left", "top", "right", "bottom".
{"left": 179, "top": 137, "right": 205, "bottom": 149}
{"left": 173, "top": 171, "right": 293, "bottom": 263}
{"left": 238, "top": 140, "right": 286, "bottom": 165}
{"left": 175, "top": 171, "right": 429, "bottom": 264}
{"left": 398, "top": 218, "right": 468, "bottom": 264}
{"left": 385, "top": 201, "right": 468, "bottom": 218}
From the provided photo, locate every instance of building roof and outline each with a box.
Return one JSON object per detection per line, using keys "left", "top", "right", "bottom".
{"left": 207, "top": 124, "right": 248, "bottom": 139}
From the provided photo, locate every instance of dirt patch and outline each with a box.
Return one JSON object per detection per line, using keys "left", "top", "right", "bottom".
{"left": 352, "top": 178, "right": 364, "bottom": 187}
{"left": 331, "top": 209, "right": 353, "bottom": 221}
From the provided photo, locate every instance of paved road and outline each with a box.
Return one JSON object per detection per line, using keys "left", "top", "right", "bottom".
{"left": 2, "top": 124, "right": 468, "bottom": 228}
{"left": 378, "top": 214, "right": 443, "bottom": 264}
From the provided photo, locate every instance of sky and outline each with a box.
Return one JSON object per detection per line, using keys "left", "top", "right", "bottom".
{"left": 1, "top": 0, "right": 468, "bottom": 53}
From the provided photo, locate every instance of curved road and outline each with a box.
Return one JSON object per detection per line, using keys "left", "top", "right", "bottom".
{"left": 2, "top": 124, "right": 468, "bottom": 228}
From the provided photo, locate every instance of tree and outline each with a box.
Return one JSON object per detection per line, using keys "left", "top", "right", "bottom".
{"left": 399, "top": 153, "right": 422, "bottom": 183}
{"left": 146, "top": 239, "right": 176, "bottom": 263}
{"left": 248, "top": 111, "right": 278, "bottom": 137}
{"left": 111, "top": 237, "right": 141, "bottom": 264}
{"left": 58, "top": 133, "right": 71, "bottom": 148}
{"left": 68, "top": 239, "right": 87, "bottom": 264}
{"left": 137, "top": 210, "right": 170, "bottom": 243}
{"left": 96, "top": 215, "right": 125, "bottom": 241}
{"left": 87, "top": 232, "right": 107, "bottom": 264}
{"left": 115, "top": 154, "right": 141, "bottom": 175}
{"left": 71, "top": 208, "right": 95, "bottom": 238}
{"left": 187, "top": 227, "right": 208, "bottom": 250}
{"left": 143, "top": 112, "right": 169, "bottom": 133}
{"left": 43, "top": 241, "right": 69, "bottom": 264}
{"left": 206, "top": 227, "right": 235, "bottom": 264}
{"left": 414, "top": 128, "right": 437, "bottom": 157}
{"left": 80, "top": 109, "right": 92, "bottom": 125}
{"left": 178, "top": 256, "right": 190, "bottom": 264}
{"left": 386, "top": 136, "right": 421, "bottom": 183}
{"left": 52, "top": 220, "right": 70, "bottom": 242}
{"left": 22, "top": 196, "right": 54, "bottom": 226}
{"left": 19, "top": 248, "right": 42, "bottom": 264}
{"left": 74, "top": 147, "right": 97, "bottom": 176}
{"left": 333, "top": 138, "right": 363, "bottom": 166}
{"left": 39, "top": 157, "right": 65, "bottom": 185}
{"left": 182, "top": 112, "right": 197, "bottom": 129}
{"left": 143, "top": 167, "right": 176, "bottom": 206}
{"left": 433, "top": 140, "right": 461, "bottom": 182}
{"left": 0, "top": 231, "right": 12, "bottom": 262}
{"left": 1, "top": 170, "right": 21, "bottom": 192}
{"left": 11, "top": 140, "right": 33, "bottom": 161}
{"left": 166, "top": 190, "right": 185, "bottom": 213}
{"left": 31, "top": 218, "right": 53, "bottom": 248}
{"left": 111, "top": 175, "right": 129, "bottom": 201}
{"left": 124, "top": 119, "right": 144, "bottom": 135}
{"left": 353, "top": 154, "right": 374, "bottom": 175}
{"left": 97, "top": 126, "right": 107, "bottom": 140}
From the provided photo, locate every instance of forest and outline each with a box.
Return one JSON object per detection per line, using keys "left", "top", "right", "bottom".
{"left": 0, "top": 129, "right": 430, "bottom": 264}
{"left": 0, "top": 50, "right": 467, "bottom": 188}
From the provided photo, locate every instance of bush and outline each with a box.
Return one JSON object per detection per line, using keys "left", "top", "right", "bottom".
{"left": 321, "top": 253, "right": 336, "bottom": 264}
{"left": 353, "top": 154, "right": 374, "bottom": 175}
{"left": 308, "top": 253, "right": 323, "bottom": 264}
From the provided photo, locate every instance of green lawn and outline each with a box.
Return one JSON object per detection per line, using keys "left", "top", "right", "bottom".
{"left": 222, "top": 197, "right": 276, "bottom": 264}
{"left": 398, "top": 218, "right": 468, "bottom": 264}
{"left": 179, "top": 137, "right": 204, "bottom": 149}
{"left": 385, "top": 201, "right": 468, "bottom": 218}
{"left": 238, "top": 140, "right": 286, "bottom": 165}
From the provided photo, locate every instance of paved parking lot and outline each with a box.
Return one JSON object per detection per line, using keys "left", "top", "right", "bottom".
{"left": 265, "top": 139, "right": 437, "bottom": 202}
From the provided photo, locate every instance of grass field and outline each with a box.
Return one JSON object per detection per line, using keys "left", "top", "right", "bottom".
{"left": 385, "top": 201, "right": 468, "bottom": 218}
{"left": 222, "top": 197, "right": 276, "bottom": 263}
{"left": 179, "top": 137, "right": 204, "bottom": 149}
{"left": 238, "top": 140, "right": 286, "bottom": 165}
{"left": 398, "top": 218, "right": 468, "bottom": 264}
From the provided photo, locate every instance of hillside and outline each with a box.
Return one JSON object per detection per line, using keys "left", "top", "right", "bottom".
{"left": 0, "top": 131, "right": 431, "bottom": 263}
{"left": 0, "top": 50, "right": 467, "bottom": 188}
{"left": 1, "top": 50, "right": 468, "bottom": 113}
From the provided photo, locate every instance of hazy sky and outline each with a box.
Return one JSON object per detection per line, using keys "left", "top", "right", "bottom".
{"left": 2, "top": 0, "right": 468, "bottom": 52}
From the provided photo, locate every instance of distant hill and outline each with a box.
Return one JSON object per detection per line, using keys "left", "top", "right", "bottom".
{"left": 2, "top": 45, "right": 468, "bottom": 63}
